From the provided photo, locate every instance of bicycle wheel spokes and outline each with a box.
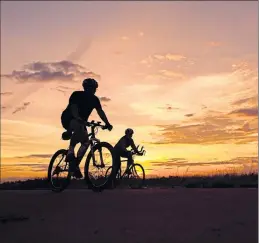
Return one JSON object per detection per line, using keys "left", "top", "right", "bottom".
{"left": 128, "top": 164, "right": 145, "bottom": 189}
{"left": 88, "top": 146, "right": 113, "bottom": 187}
{"left": 104, "top": 166, "right": 113, "bottom": 179}
{"left": 50, "top": 151, "right": 70, "bottom": 190}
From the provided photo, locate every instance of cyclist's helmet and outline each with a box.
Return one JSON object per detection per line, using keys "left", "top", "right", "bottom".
{"left": 82, "top": 78, "right": 98, "bottom": 90}
{"left": 125, "top": 128, "right": 134, "bottom": 136}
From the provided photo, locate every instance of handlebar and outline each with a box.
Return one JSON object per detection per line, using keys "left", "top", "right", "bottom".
{"left": 85, "top": 120, "right": 107, "bottom": 130}
{"left": 131, "top": 145, "right": 146, "bottom": 156}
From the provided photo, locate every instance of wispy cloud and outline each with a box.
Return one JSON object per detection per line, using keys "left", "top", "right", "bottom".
{"left": 2, "top": 163, "right": 49, "bottom": 173}
{"left": 185, "top": 113, "right": 194, "bottom": 117}
{"left": 56, "top": 85, "right": 74, "bottom": 90}
{"left": 15, "top": 154, "right": 53, "bottom": 159}
{"left": 151, "top": 157, "right": 258, "bottom": 168}
{"left": 12, "top": 102, "right": 31, "bottom": 114}
{"left": 146, "top": 70, "right": 185, "bottom": 81}
{"left": 232, "top": 96, "right": 258, "bottom": 107}
{"left": 0, "top": 92, "right": 13, "bottom": 96}
{"left": 228, "top": 107, "right": 258, "bottom": 118}
{"left": 162, "top": 54, "right": 186, "bottom": 61}
{"left": 141, "top": 53, "right": 186, "bottom": 66}
{"left": 150, "top": 109, "right": 258, "bottom": 145}
{"left": 1, "top": 60, "right": 100, "bottom": 83}
{"left": 158, "top": 104, "right": 180, "bottom": 112}
{"left": 99, "top": 96, "right": 111, "bottom": 102}
{"left": 158, "top": 70, "right": 185, "bottom": 79}
{"left": 153, "top": 54, "right": 186, "bottom": 61}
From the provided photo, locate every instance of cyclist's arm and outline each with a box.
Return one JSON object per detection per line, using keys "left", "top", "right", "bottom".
{"left": 130, "top": 139, "right": 139, "bottom": 154}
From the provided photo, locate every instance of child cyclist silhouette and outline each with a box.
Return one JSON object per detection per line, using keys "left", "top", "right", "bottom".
{"left": 113, "top": 128, "right": 144, "bottom": 177}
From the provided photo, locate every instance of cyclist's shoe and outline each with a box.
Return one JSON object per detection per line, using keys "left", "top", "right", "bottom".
{"left": 66, "top": 153, "right": 78, "bottom": 174}
{"left": 73, "top": 166, "right": 83, "bottom": 179}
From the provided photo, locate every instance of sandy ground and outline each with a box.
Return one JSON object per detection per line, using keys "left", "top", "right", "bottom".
{"left": 0, "top": 188, "right": 257, "bottom": 243}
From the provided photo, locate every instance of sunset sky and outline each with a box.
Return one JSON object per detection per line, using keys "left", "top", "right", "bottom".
{"left": 1, "top": 1, "right": 258, "bottom": 182}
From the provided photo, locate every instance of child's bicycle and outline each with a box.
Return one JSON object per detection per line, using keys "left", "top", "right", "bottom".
{"left": 47, "top": 120, "right": 115, "bottom": 192}
{"left": 105, "top": 145, "right": 146, "bottom": 189}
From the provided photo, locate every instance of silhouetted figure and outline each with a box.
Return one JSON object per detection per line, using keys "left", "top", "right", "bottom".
{"left": 61, "top": 78, "right": 113, "bottom": 179}
{"left": 114, "top": 128, "right": 143, "bottom": 175}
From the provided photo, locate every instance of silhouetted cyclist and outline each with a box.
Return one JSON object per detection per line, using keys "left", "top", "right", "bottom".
{"left": 114, "top": 128, "right": 143, "bottom": 175}
{"left": 61, "top": 78, "right": 113, "bottom": 179}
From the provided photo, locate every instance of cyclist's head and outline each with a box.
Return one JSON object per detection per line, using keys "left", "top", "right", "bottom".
{"left": 125, "top": 128, "right": 134, "bottom": 138}
{"left": 82, "top": 78, "right": 98, "bottom": 94}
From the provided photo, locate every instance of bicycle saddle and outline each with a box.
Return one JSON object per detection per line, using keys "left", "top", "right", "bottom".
{"left": 62, "top": 130, "right": 72, "bottom": 140}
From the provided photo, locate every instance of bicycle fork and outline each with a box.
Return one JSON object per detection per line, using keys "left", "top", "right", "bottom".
{"left": 90, "top": 139, "right": 105, "bottom": 168}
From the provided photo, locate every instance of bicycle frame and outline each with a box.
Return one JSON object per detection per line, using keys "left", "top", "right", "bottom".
{"left": 116, "top": 145, "right": 146, "bottom": 179}
{"left": 63, "top": 120, "right": 106, "bottom": 167}
{"left": 88, "top": 124, "right": 103, "bottom": 167}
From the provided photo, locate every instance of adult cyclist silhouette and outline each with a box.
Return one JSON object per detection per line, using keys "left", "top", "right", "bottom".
{"left": 61, "top": 78, "right": 113, "bottom": 179}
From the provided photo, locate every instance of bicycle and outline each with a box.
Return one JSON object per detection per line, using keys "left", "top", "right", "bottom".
{"left": 105, "top": 145, "right": 146, "bottom": 189}
{"left": 47, "top": 120, "right": 115, "bottom": 192}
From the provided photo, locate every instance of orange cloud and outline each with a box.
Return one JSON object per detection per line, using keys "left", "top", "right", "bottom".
{"left": 232, "top": 96, "right": 258, "bottom": 107}
{"left": 164, "top": 54, "right": 186, "bottom": 61}
{"left": 158, "top": 70, "right": 185, "bottom": 79}
{"left": 145, "top": 70, "right": 185, "bottom": 81}
{"left": 140, "top": 53, "right": 186, "bottom": 66}
{"left": 150, "top": 109, "right": 258, "bottom": 145}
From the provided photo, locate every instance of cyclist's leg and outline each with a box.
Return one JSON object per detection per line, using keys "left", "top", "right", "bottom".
{"left": 120, "top": 151, "right": 133, "bottom": 173}
{"left": 76, "top": 126, "right": 89, "bottom": 164}
{"left": 66, "top": 119, "right": 85, "bottom": 161}
{"left": 114, "top": 150, "right": 121, "bottom": 176}
{"left": 111, "top": 151, "right": 121, "bottom": 187}
{"left": 68, "top": 119, "right": 87, "bottom": 178}
{"left": 111, "top": 148, "right": 122, "bottom": 183}
{"left": 61, "top": 116, "right": 76, "bottom": 162}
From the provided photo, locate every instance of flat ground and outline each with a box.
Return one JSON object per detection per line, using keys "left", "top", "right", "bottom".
{"left": 0, "top": 189, "right": 257, "bottom": 243}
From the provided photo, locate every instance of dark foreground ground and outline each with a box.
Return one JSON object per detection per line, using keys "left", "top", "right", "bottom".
{"left": 0, "top": 189, "right": 257, "bottom": 243}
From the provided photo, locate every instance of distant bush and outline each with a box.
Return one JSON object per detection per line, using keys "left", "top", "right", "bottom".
{"left": 0, "top": 173, "right": 257, "bottom": 190}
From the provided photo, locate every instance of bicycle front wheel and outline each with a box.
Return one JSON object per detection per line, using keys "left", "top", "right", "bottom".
{"left": 47, "top": 149, "right": 71, "bottom": 192}
{"left": 128, "top": 163, "right": 145, "bottom": 189}
{"left": 84, "top": 142, "right": 115, "bottom": 188}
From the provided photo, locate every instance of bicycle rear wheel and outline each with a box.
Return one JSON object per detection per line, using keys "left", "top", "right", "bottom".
{"left": 84, "top": 142, "right": 115, "bottom": 189}
{"left": 48, "top": 149, "right": 71, "bottom": 192}
{"left": 127, "top": 163, "right": 145, "bottom": 189}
